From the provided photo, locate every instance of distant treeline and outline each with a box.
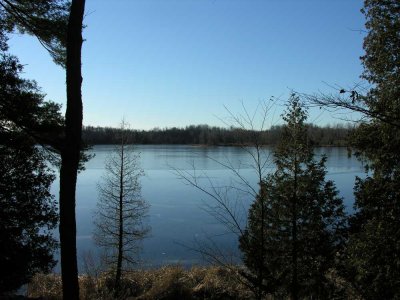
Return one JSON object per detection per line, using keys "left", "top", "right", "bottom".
{"left": 82, "top": 124, "right": 353, "bottom": 146}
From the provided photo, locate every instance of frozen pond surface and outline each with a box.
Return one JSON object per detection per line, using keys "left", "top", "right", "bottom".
{"left": 50, "top": 145, "right": 364, "bottom": 270}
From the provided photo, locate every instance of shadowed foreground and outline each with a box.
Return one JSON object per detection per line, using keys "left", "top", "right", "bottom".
{"left": 26, "top": 265, "right": 360, "bottom": 300}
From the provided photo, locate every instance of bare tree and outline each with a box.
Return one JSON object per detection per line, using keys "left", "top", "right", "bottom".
{"left": 174, "top": 98, "right": 280, "bottom": 299}
{"left": 93, "top": 120, "right": 150, "bottom": 294}
{"left": 301, "top": 83, "right": 400, "bottom": 129}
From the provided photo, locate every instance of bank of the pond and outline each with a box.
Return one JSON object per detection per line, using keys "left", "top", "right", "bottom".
{"left": 27, "top": 265, "right": 361, "bottom": 299}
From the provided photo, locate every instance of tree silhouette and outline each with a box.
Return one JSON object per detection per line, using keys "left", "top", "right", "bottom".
{"left": 174, "top": 99, "right": 279, "bottom": 299}
{"left": 1, "top": 3, "right": 86, "bottom": 297}
{"left": 58, "top": 1, "right": 85, "bottom": 298}
{"left": 0, "top": 0, "right": 69, "bottom": 66}
{"left": 341, "top": 1, "right": 400, "bottom": 298}
{"left": 239, "top": 96, "right": 347, "bottom": 299}
{"left": 0, "top": 134, "right": 58, "bottom": 295}
{"left": 93, "top": 121, "right": 150, "bottom": 295}
{"left": 0, "top": 54, "right": 59, "bottom": 295}
{"left": 303, "top": 1, "right": 400, "bottom": 298}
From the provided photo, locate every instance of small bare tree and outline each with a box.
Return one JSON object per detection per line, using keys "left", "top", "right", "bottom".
{"left": 93, "top": 120, "right": 150, "bottom": 292}
{"left": 174, "top": 98, "right": 280, "bottom": 299}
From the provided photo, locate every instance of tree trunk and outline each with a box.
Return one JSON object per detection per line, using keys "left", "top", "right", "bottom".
{"left": 59, "top": 0, "right": 85, "bottom": 299}
{"left": 291, "top": 158, "right": 299, "bottom": 300}
{"left": 115, "top": 142, "right": 125, "bottom": 292}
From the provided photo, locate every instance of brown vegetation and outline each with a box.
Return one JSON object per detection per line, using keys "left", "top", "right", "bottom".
{"left": 28, "top": 266, "right": 254, "bottom": 300}
{"left": 26, "top": 265, "right": 362, "bottom": 300}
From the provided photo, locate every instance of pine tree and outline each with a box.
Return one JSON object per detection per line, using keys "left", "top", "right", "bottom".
{"left": 0, "top": 0, "right": 69, "bottom": 66}
{"left": 0, "top": 54, "right": 60, "bottom": 295}
{"left": 0, "top": 133, "right": 58, "bottom": 295}
{"left": 240, "top": 95, "right": 346, "bottom": 299}
{"left": 343, "top": 1, "right": 400, "bottom": 298}
{"left": 58, "top": 1, "right": 86, "bottom": 298}
{"left": 1, "top": 2, "right": 85, "bottom": 298}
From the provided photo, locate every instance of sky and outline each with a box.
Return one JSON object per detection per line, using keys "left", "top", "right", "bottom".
{"left": 8, "top": 0, "right": 366, "bottom": 130}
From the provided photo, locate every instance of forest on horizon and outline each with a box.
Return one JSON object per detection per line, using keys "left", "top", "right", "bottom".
{"left": 82, "top": 123, "right": 352, "bottom": 146}
{"left": 1, "top": 0, "right": 400, "bottom": 299}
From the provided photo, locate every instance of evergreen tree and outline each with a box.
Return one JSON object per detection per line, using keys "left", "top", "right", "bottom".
{"left": 0, "top": 46, "right": 62, "bottom": 295}
{"left": 240, "top": 96, "right": 346, "bottom": 299}
{"left": 58, "top": 1, "right": 85, "bottom": 298}
{"left": 0, "top": 133, "right": 58, "bottom": 295}
{"left": 0, "top": 53, "right": 64, "bottom": 148}
{"left": 0, "top": 0, "right": 69, "bottom": 66}
{"left": 343, "top": 1, "right": 400, "bottom": 298}
{"left": 1, "top": 2, "right": 85, "bottom": 298}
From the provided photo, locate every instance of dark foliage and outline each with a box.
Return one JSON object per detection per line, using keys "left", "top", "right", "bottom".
{"left": 239, "top": 96, "right": 347, "bottom": 299}
{"left": 0, "top": 128, "right": 58, "bottom": 295}
{"left": 82, "top": 123, "right": 352, "bottom": 147}
{"left": 0, "top": 0, "right": 69, "bottom": 66}
{"left": 0, "top": 50, "right": 62, "bottom": 295}
{"left": 2, "top": 2, "right": 88, "bottom": 298}
{"left": 342, "top": 1, "right": 400, "bottom": 298}
{"left": 0, "top": 53, "right": 64, "bottom": 149}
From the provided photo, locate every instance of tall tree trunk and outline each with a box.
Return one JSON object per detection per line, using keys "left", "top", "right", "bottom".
{"left": 291, "top": 158, "right": 298, "bottom": 300}
{"left": 115, "top": 141, "right": 125, "bottom": 292}
{"left": 257, "top": 144, "right": 264, "bottom": 300}
{"left": 59, "top": 0, "right": 85, "bottom": 299}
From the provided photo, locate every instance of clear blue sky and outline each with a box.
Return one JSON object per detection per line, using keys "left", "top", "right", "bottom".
{"left": 8, "top": 0, "right": 365, "bottom": 130}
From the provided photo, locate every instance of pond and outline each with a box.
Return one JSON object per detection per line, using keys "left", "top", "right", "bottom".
{"left": 50, "top": 145, "right": 364, "bottom": 270}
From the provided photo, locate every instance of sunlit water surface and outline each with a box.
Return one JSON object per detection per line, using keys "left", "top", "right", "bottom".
{"left": 50, "top": 145, "right": 364, "bottom": 271}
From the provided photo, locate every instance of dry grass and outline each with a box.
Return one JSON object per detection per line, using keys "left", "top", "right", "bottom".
{"left": 27, "top": 265, "right": 253, "bottom": 300}
{"left": 27, "top": 273, "right": 63, "bottom": 299}
{"left": 27, "top": 266, "right": 360, "bottom": 299}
